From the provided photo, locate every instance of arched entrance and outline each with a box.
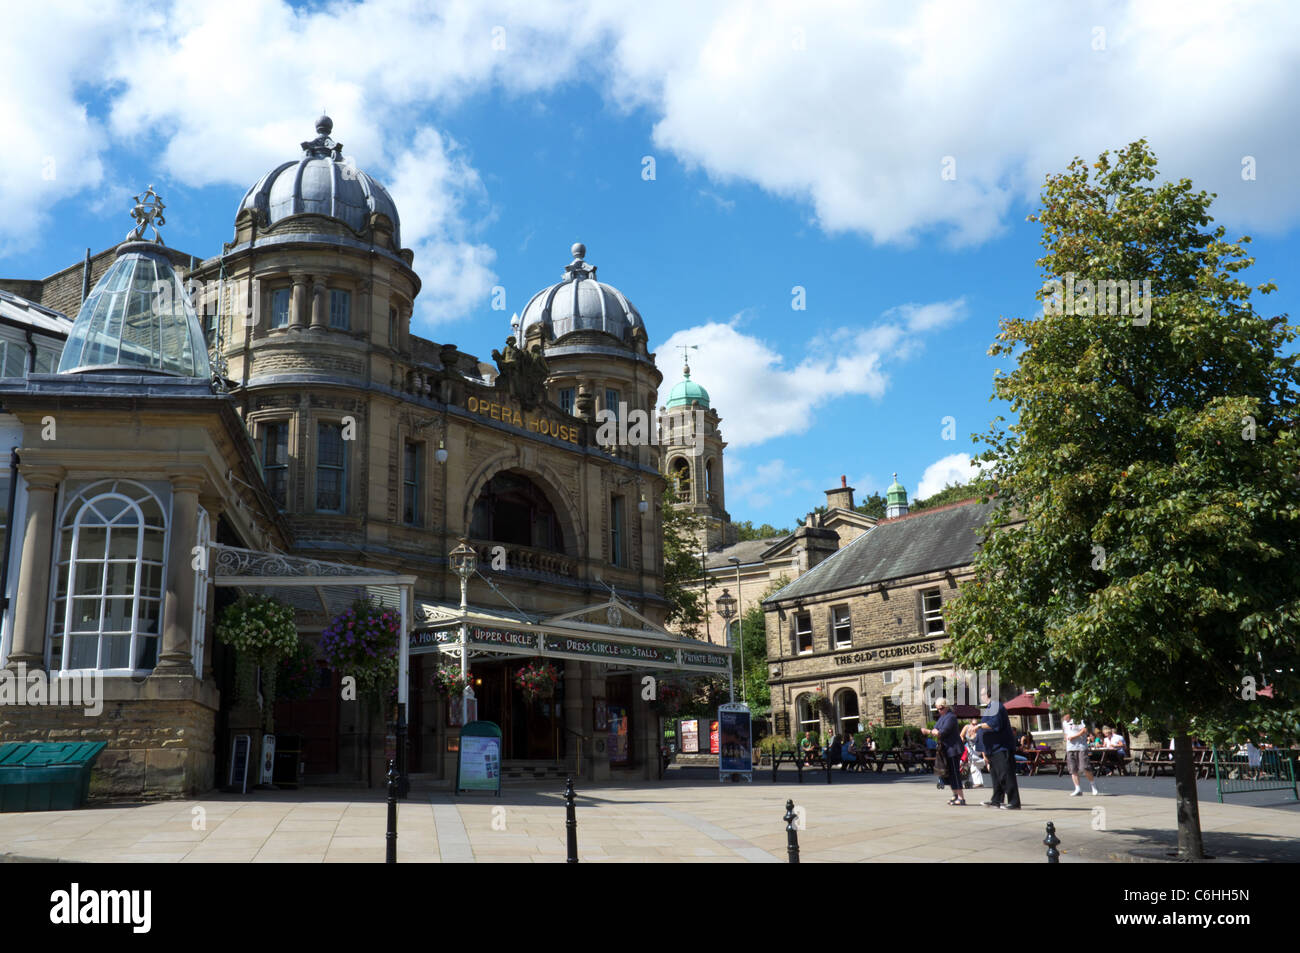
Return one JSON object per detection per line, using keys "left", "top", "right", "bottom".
{"left": 469, "top": 470, "right": 566, "bottom": 552}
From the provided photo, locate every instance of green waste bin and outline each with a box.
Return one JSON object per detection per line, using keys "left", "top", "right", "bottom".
{"left": 0, "top": 742, "right": 107, "bottom": 812}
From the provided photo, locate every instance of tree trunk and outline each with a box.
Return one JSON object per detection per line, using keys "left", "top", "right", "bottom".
{"left": 1173, "top": 732, "right": 1205, "bottom": 860}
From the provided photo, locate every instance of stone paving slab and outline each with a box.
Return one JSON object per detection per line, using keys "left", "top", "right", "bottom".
{"left": 0, "top": 773, "right": 1297, "bottom": 863}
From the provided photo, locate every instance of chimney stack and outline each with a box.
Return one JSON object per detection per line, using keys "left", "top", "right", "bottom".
{"left": 824, "top": 475, "right": 855, "bottom": 511}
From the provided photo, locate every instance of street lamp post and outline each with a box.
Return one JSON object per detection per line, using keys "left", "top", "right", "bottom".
{"left": 716, "top": 588, "right": 736, "bottom": 703}
{"left": 728, "top": 556, "right": 744, "bottom": 704}
{"left": 449, "top": 537, "right": 478, "bottom": 725}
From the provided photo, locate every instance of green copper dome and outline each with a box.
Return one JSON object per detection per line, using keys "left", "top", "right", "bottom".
{"left": 666, "top": 365, "right": 710, "bottom": 409}
{"left": 886, "top": 473, "right": 908, "bottom": 505}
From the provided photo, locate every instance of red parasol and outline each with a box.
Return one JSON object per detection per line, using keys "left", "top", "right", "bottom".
{"left": 1003, "top": 692, "right": 1051, "bottom": 716}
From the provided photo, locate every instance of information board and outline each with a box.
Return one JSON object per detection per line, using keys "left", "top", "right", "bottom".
{"left": 680, "top": 718, "right": 700, "bottom": 753}
{"left": 259, "top": 734, "right": 276, "bottom": 786}
{"left": 455, "top": 721, "right": 502, "bottom": 796}
{"left": 718, "top": 704, "right": 753, "bottom": 782}
{"left": 883, "top": 696, "right": 904, "bottom": 727}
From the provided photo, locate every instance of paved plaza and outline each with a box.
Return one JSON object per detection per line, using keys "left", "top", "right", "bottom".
{"left": 2, "top": 769, "right": 1296, "bottom": 863}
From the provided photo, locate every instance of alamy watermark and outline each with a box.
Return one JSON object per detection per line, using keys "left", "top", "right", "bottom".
{"left": 1042, "top": 274, "right": 1152, "bottom": 326}
{"left": 888, "top": 663, "right": 999, "bottom": 709}
{"left": 0, "top": 663, "right": 103, "bottom": 716}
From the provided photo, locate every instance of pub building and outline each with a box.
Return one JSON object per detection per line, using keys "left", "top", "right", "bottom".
{"left": 0, "top": 117, "right": 731, "bottom": 796}
{"left": 762, "top": 481, "right": 1000, "bottom": 743}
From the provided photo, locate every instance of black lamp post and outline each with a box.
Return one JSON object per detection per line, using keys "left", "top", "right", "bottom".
{"left": 716, "top": 588, "right": 736, "bottom": 703}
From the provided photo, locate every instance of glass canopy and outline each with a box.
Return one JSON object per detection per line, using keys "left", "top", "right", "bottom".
{"left": 57, "top": 246, "right": 211, "bottom": 378}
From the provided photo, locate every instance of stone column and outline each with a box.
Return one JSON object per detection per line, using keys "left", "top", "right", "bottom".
{"left": 155, "top": 474, "right": 203, "bottom": 675}
{"left": 310, "top": 275, "right": 328, "bottom": 330}
{"left": 7, "top": 466, "right": 62, "bottom": 671}
{"left": 196, "top": 493, "right": 224, "bottom": 680}
{"left": 588, "top": 665, "right": 610, "bottom": 781}
{"left": 563, "top": 661, "right": 585, "bottom": 779}
{"left": 357, "top": 280, "right": 372, "bottom": 339}
{"left": 290, "top": 273, "right": 309, "bottom": 328}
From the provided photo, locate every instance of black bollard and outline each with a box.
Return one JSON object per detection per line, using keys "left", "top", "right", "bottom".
{"left": 565, "top": 775, "right": 579, "bottom": 864}
{"left": 1044, "top": 821, "right": 1060, "bottom": 863}
{"left": 385, "top": 759, "right": 398, "bottom": 864}
{"left": 784, "top": 799, "right": 800, "bottom": 864}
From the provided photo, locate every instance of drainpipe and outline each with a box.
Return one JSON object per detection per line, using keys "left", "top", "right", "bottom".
{"left": 1, "top": 448, "right": 19, "bottom": 612}
{"left": 24, "top": 329, "right": 34, "bottom": 375}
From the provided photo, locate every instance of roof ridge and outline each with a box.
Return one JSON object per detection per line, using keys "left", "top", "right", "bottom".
{"left": 878, "top": 495, "right": 988, "bottom": 523}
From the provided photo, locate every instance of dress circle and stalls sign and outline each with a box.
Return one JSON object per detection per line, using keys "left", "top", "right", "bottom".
{"left": 541, "top": 634, "right": 677, "bottom": 667}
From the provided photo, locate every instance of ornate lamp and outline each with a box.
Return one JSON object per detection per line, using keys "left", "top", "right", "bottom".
{"left": 716, "top": 588, "right": 736, "bottom": 627}
{"left": 450, "top": 537, "right": 477, "bottom": 579}
{"left": 435, "top": 440, "right": 448, "bottom": 465}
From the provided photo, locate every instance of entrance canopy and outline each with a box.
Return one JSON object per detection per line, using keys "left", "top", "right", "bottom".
{"left": 410, "top": 592, "right": 733, "bottom": 676}
{"left": 210, "top": 543, "right": 418, "bottom": 709}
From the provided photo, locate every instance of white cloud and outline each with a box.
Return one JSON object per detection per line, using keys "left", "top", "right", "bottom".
{"left": 915, "top": 452, "right": 990, "bottom": 500}
{"left": 386, "top": 128, "right": 498, "bottom": 327}
{"left": 9, "top": 1, "right": 1300, "bottom": 292}
{"left": 659, "top": 297, "right": 967, "bottom": 448}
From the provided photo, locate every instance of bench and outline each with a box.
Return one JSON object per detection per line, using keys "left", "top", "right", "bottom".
{"left": 771, "top": 749, "right": 834, "bottom": 784}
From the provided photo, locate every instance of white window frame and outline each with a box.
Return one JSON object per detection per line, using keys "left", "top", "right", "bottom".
{"left": 922, "top": 587, "right": 945, "bottom": 634}
{"left": 270, "top": 287, "right": 291, "bottom": 329}
{"left": 559, "top": 388, "right": 575, "bottom": 415}
{"left": 797, "top": 694, "right": 819, "bottom": 734}
{"left": 794, "top": 612, "right": 813, "bottom": 655}
{"left": 48, "top": 479, "right": 170, "bottom": 676}
{"left": 832, "top": 604, "right": 852, "bottom": 648}
{"left": 261, "top": 419, "right": 290, "bottom": 510}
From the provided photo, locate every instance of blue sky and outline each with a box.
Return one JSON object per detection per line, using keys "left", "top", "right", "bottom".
{"left": 3, "top": 1, "right": 1298, "bottom": 530}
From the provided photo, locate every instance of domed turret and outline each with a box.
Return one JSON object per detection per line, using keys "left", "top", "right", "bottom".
{"left": 238, "top": 115, "right": 402, "bottom": 248}
{"left": 519, "top": 243, "right": 645, "bottom": 348}
{"left": 59, "top": 188, "right": 211, "bottom": 379}
{"left": 885, "top": 473, "right": 909, "bottom": 518}
{"left": 666, "top": 363, "right": 710, "bottom": 409}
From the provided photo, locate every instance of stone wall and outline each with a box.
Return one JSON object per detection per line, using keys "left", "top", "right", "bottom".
{"left": 0, "top": 696, "right": 217, "bottom": 797}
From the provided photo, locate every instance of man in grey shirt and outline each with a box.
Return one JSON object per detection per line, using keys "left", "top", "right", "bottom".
{"left": 1061, "top": 711, "right": 1100, "bottom": 796}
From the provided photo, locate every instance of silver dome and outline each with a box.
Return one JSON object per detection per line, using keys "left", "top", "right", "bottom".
{"left": 58, "top": 243, "right": 211, "bottom": 379}
{"left": 519, "top": 243, "right": 645, "bottom": 346}
{"left": 238, "top": 116, "right": 402, "bottom": 248}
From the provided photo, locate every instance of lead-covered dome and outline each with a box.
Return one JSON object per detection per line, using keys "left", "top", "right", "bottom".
{"left": 238, "top": 116, "right": 401, "bottom": 248}
{"left": 58, "top": 242, "right": 211, "bottom": 378}
{"left": 519, "top": 243, "right": 645, "bottom": 346}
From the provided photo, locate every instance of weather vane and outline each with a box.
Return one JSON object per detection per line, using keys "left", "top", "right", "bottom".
{"left": 127, "top": 185, "right": 166, "bottom": 243}
{"left": 677, "top": 344, "right": 698, "bottom": 373}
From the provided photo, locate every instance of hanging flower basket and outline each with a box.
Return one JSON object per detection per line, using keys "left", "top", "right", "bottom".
{"left": 319, "top": 598, "right": 401, "bottom": 704}
{"left": 215, "top": 595, "right": 298, "bottom": 659}
{"left": 430, "top": 663, "right": 469, "bottom": 699}
{"left": 515, "top": 660, "right": 559, "bottom": 702}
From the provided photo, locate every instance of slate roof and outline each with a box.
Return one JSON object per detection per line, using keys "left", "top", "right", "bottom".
{"left": 764, "top": 499, "right": 998, "bottom": 603}
{"left": 704, "top": 537, "right": 783, "bottom": 570}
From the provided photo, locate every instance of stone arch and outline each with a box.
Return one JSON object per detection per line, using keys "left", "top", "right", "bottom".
{"left": 462, "top": 456, "right": 581, "bottom": 557}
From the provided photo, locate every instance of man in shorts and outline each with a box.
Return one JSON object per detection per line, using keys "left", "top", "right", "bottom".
{"left": 1061, "top": 711, "right": 1100, "bottom": 796}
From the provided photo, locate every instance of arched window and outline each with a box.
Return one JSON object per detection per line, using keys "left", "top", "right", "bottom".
{"left": 469, "top": 471, "right": 565, "bottom": 553}
{"left": 834, "top": 689, "right": 860, "bottom": 740}
{"left": 670, "top": 457, "right": 691, "bottom": 501}
{"left": 50, "top": 480, "right": 167, "bottom": 673}
{"left": 796, "top": 694, "right": 819, "bottom": 736}
{"left": 705, "top": 459, "right": 714, "bottom": 496}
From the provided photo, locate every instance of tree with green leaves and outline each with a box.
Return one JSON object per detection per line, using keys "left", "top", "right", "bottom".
{"left": 912, "top": 480, "right": 987, "bottom": 511}
{"left": 660, "top": 487, "right": 706, "bottom": 636}
{"left": 733, "top": 519, "right": 791, "bottom": 541}
{"left": 854, "top": 491, "right": 887, "bottom": 520}
{"left": 945, "top": 140, "right": 1300, "bottom": 860}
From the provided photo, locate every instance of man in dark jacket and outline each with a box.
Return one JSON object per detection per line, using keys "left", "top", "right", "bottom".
{"left": 977, "top": 691, "right": 1021, "bottom": 809}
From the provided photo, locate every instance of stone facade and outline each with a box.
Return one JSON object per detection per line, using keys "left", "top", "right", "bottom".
{"left": 763, "top": 499, "right": 1000, "bottom": 743}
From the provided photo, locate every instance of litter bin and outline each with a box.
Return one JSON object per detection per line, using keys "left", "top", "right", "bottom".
{"left": 0, "top": 742, "right": 107, "bottom": 812}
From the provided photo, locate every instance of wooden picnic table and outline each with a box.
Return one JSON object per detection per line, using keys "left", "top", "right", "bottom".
{"left": 771, "top": 749, "right": 834, "bottom": 784}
